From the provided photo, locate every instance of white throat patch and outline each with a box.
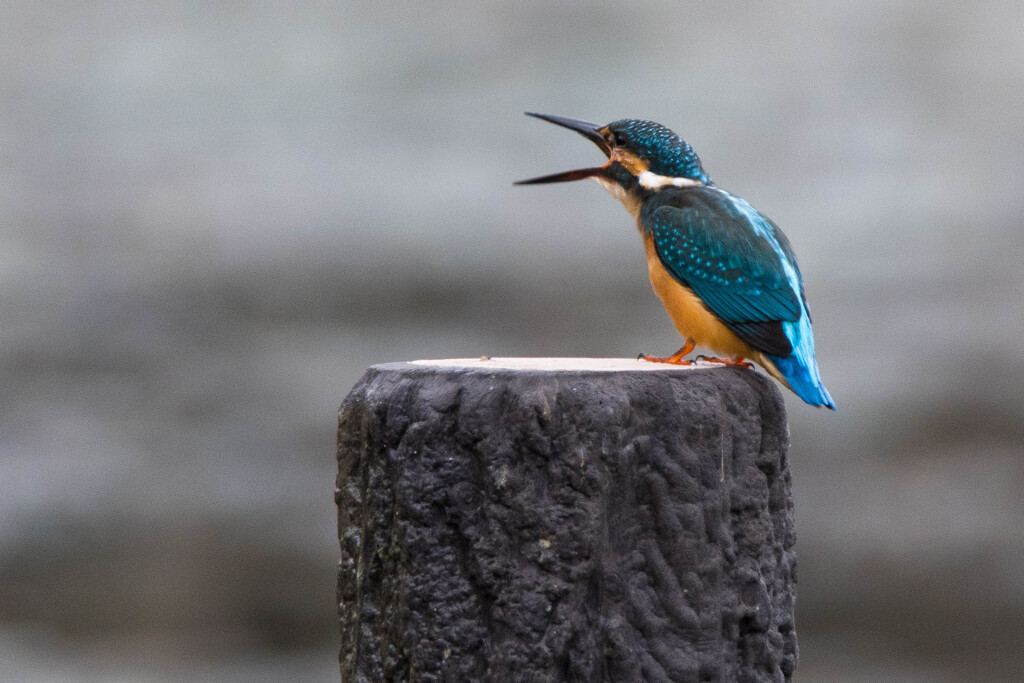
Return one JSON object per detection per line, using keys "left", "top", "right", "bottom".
{"left": 594, "top": 176, "right": 642, "bottom": 217}
{"left": 637, "top": 171, "right": 703, "bottom": 190}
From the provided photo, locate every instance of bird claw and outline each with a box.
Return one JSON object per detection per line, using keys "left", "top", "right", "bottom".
{"left": 639, "top": 353, "right": 694, "bottom": 366}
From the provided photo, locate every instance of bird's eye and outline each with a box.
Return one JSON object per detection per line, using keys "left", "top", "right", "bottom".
{"left": 610, "top": 131, "right": 627, "bottom": 147}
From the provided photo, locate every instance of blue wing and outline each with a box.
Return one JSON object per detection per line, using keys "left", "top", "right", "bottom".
{"left": 643, "top": 186, "right": 835, "bottom": 408}
{"left": 644, "top": 188, "right": 801, "bottom": 356}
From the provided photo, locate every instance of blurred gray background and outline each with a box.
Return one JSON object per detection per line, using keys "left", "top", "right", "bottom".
{"left": 2, "top": 1, "right": 1023, "bottom": 681}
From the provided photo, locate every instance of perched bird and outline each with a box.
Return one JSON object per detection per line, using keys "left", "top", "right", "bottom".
{"left": 516, "top": 113, "right": 835, "bottom": 409}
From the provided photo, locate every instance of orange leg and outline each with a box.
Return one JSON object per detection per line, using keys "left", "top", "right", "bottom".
{"left": 639, "top": 339, "right": 696, "bottom": 365}
{"left": 695, "top": 355, "right": 754, "bottom": 369}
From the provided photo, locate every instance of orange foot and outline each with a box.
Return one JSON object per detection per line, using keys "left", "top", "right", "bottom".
{"left": 639, "top": 339, "right": 696, "bottom": 365}
{"left": 695, "top": 355, "right": 754, "bottom": 369}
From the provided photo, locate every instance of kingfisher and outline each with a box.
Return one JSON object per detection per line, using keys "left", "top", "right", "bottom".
{"left": 516, "top": 113, "right": 835, "bottom": 409}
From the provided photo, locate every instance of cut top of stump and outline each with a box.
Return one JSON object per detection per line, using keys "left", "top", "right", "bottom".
{"left": 411, "top": 356, "right": 711, "bottom": 372}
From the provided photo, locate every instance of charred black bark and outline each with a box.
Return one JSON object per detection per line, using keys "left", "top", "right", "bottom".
{"left": 337, "top": 361, "right": 796, "bottom": 682}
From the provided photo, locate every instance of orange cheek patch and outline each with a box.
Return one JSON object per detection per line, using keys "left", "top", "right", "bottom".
{"left": 612, "top": 149, "right": 650, "bottom": 176}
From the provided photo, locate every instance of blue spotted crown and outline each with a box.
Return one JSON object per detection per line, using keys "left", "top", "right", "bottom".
{"left": 606, "top": 119, "right": 711, "bottom": 184}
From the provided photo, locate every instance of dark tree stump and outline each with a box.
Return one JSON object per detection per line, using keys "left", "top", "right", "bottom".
{"left": 336, "top": 358, "right": 796, "bottom": 683}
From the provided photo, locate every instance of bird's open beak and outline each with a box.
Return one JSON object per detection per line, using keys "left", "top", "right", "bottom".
{"left": 514, "top": 112, "right": 610, "bottom": 185}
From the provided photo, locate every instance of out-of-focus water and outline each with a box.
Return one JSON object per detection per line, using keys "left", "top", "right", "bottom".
{"left": 2, "top": 2, "right": 1023, "bottom": 680}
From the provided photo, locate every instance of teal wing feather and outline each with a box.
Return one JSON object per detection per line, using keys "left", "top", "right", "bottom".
{"left": 644, "top": 187, "right": 802, "bottom": 356}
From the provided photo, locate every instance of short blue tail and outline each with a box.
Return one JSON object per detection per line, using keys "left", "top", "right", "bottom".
{"left": 766, "top": 311, "right": 836, "bottom": 409}
{"left": 766, "top": 351, "right": 836, "bottom": 409}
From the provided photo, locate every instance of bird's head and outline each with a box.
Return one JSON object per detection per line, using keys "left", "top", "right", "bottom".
{"left": 516, "top": 113, "right": 711, "bottom": 214}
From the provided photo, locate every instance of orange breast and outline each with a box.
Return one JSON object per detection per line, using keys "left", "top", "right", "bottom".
{"left": 643, "top": 234, "right": 755, "bottom": 359}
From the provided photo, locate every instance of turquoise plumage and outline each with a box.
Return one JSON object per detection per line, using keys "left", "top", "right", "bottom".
{"left": 517, "top": 113, "right": 835, "bottom": 409}
{"left": 644, "top": 187, "right": 835, "bottom": 409}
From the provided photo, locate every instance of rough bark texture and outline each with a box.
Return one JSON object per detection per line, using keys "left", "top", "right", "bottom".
{"left": 337, "top": 362, "right": 796, "bottom": 683}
